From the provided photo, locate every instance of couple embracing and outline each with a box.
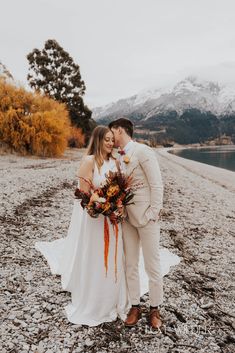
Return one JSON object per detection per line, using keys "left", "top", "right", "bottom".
{"left": 35, "top": 118, "right": 176, "bottom": 329}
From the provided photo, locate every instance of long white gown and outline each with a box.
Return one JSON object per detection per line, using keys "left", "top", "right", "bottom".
{"left": 35, "top": 157, "right": 180, "bottom": 326}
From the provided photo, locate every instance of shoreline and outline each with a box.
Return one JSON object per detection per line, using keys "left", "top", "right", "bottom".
{"left": 157, "top": 147, "right": 235, "bottom": 193}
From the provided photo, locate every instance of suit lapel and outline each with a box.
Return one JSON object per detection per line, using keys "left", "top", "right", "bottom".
{"left": 124, "top": 142, "right": 138, "bottom": 173}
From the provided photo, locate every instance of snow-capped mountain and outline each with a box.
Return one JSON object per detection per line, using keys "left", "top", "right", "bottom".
{"left": 92, "top": 86, "right": 169, "bottom": 121}
{"left": 93, "top": 76, "right": 235, "bottom": 121}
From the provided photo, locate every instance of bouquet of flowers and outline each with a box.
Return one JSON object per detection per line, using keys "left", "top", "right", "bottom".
{"left": 75, "top": 169, "right": 135, "bottom": 222}
{"left": 74, "top": 168, "right": 139, "bottom": 281}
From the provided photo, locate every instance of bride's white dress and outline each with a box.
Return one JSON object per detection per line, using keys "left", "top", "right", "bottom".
{"left": 35, "top": 157, "right": 180, "bottom": 326}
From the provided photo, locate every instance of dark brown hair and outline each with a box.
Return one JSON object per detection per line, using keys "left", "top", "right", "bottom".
{"left": 108, "top": 118, "right": 134, "bottom": 137}
{"left": 86, "top": 126, "right": 114, "bottom": 170}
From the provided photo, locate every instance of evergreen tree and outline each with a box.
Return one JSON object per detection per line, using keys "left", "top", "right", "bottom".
{"left": 27, "top": 39, "right": 96, "bottom": 140}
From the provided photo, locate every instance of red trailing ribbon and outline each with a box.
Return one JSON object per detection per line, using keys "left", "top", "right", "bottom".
{"left": 103, "top": 217, "right": 119, "bottom": 282}
{"left": 104, "top": 216, "right": 110, "bottom": 277}
{"left": 113, "top": 221, "right": 119, "bottom": 283}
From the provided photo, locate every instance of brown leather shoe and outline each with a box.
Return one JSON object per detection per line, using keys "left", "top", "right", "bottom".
{"left": 149, "top": 308, "right": 162, "bottom": 330}
{"left": 124, "top": 306, "right": 142, "bottom": 327}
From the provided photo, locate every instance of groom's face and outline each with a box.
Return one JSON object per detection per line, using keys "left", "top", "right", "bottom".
{"left": 110, "top": 127, "right": 121, "bottom": 148}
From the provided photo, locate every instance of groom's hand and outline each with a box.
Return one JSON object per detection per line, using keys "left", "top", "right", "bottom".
{"left": 147, "top": 208, "right": 162, "bottom": 223}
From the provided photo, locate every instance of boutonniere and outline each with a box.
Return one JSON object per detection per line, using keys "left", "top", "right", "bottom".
{"left": 118, "top": 149, "right": 125, "bottom": 156}
{"left": 123, "top": 155, "right": 130, "bottom": 164}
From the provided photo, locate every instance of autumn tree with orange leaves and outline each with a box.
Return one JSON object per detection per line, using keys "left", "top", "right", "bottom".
{"left": 0, "top": 78, "right": 84, "bottom": 157}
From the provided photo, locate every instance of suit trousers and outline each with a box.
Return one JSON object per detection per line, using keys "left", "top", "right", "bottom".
{"left": 122, "top": 219, "right": 163, "bottom": 307}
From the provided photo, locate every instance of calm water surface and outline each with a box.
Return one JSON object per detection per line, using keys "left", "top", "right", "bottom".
{"left": 169, "top": 145, "right": 235, "bottom": 172}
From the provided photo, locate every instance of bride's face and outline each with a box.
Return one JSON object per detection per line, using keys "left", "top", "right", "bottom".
{"left": 102, "top": 131, "right": 114, "bottom": 155}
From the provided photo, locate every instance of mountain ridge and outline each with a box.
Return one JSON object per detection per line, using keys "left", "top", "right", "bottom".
{"left": 93, "top": 76, "right": 235, "bottom": 122}
{"left": 92, "top": 76, "right": 235, "bottom": 145}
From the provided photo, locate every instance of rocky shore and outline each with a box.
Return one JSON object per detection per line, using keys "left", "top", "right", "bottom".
{"left": 1, "top": 148, "right": 234, "bottom": 353}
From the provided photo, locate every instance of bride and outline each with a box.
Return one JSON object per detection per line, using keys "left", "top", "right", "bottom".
{"left": 35, "top": 125, "right": 180, "bottom": 327}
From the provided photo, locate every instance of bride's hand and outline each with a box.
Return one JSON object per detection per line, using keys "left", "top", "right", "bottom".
{"left": 119, "top": 205, "right": 127, "bottom": 218}
{"left": 110, "top": 212, "right": 118, "bottom": 223}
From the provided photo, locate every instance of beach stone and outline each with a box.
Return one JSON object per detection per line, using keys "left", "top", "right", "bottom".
{"left": 33, "top": 312, "right": 41, "bottom": 319}
{"left": 85, "top": 338, "right": 94, "bottom": 346}
{"left": 8, "top": 314, "right": 16, "bottom": 320}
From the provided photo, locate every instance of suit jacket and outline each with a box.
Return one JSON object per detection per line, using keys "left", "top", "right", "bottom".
{"left": 122, "top": 142, "right": 163, "bottom": 228}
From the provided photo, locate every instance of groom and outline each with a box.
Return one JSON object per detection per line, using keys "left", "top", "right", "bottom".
{"left": 109, "top": 118, "right": 164, "bottom": 329}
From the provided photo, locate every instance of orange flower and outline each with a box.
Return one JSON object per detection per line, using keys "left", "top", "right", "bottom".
{"left": 103, "top": 202, "right": 111, "bottom": 212}
{"left": 123, "top": 155, "right": 130, "bottom": 164}
{"left": 107, "top": 185, "right": 120, "bottom": 197}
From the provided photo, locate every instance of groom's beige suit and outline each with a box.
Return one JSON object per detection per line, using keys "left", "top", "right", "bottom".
{"left": 119, "top": 140, "right": 163, "bottom": 307}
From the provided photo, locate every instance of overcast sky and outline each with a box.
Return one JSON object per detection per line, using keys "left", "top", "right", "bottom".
{"left": 1, "top": 0, "right": 235, "bottom": 107}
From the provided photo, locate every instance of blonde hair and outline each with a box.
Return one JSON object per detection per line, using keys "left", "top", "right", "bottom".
{"left": 86, "top": 126, "right": 115, "bottom": 171}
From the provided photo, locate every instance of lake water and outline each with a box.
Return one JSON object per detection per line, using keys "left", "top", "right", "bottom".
{"left": 169, "top": 145, "right": 235, "bottom": 172}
